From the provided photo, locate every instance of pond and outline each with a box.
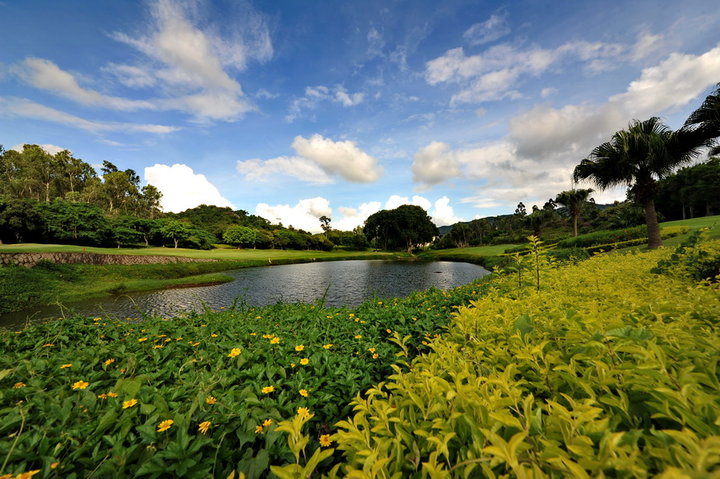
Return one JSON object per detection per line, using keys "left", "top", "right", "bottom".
{"left": 1, "top": 260, "right": 489, "bottom": 329}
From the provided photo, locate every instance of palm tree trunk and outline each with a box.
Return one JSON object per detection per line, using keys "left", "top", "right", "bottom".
{"left": 643, "top": 199, "right": 662, "bottom": 249}
{"left": 573, "top": 214, "right": 578, "bottom": 237}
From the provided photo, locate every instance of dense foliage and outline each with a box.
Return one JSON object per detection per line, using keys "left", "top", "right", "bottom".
{"left": 656, "top": 157, "right": 720, "bottom": 220}
{"left": 0, "top": 276, "right": 494, "bottom": 478}
{"left": 364, "top": 205, "right": 438, "bottom": 252}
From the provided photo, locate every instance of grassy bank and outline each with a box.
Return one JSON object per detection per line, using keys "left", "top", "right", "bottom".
{"left": 0, "top": 249, "right": 410, "bottom": 314}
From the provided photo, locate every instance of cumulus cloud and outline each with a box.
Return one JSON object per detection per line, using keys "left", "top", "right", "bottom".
{"left": 256, "top": 197, "right": 332, "bottom": 232}
{"left": 238, "top": 134, "right": 382, "bottom": 184}
{"left": 462, "top": 13, "right": 510, "bottom": 46}
{"left": 416, "top": 42, "right": 720, "bottom": 211}
{"left": 431, "top": 196, "right": 463, "bottom": 226}
{"left": 286, "top": 85, "right": 364, "bottom": 122}
{"left": 333, "top": 201, "right": 382, "bottom": 231}
{"left": 144, "top": 163, "right": 233, "bottom": 213}
{"left": 412, "top": 141, "right": 461, "bottom": 185}
{"left": 425, "top": 40, "right": 624, "bottom": 105}
{"left": 385, "top": 194, "right": 432, "bottom": 211}
{"left": 0, "top": 97, "right": 179, "bottom": 134}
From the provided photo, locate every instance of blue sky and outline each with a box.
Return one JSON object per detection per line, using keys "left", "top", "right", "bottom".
{"left": 1, "top": 0, "right": 719, "bottom": 232}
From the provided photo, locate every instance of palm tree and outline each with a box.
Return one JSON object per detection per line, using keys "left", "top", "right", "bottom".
{"left": 684, "top": 83, "right": 720, "bottom": 155}
{"left": 573, "top": 117, "right": 707, "bottom": 249}
{"left": 555, "top": 188, "right": 594, "bottom": 237}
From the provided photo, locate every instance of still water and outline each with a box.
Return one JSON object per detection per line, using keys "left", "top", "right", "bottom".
{"left": 1, "top": 260, "right": 489, "bottom": 328}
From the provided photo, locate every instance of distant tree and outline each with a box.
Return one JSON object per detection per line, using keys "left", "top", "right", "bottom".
{"left": 0, "top": 199, "right": 43, "bottom": 243}
{"left": 223, "top": 225, "right": 258, "bottom": 249}
{"left": 555, "top": 188, "right": 594, "bottom": 237}
{"left": 158, "top": 219, "right": 193, "bottom": 248}
{"left": 41, "top": 200, "right": 110, "bottom": 245}
{"left": 514, "top": 202, "right": 527, "bottom": 216}
{"left": 574, "top": 117, "right": 708, "bottom": 249}
{"left": 364, "top": 205, "right": 438, "bottom": 252}
{"left": 319, "top": 215, "right": 331, "bottom": 233}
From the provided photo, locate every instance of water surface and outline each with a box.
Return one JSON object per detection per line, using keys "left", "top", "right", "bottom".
{"left": 1, "top": 260, "right": 488, "bottom": 328}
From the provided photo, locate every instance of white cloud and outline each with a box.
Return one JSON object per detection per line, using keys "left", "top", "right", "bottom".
{"left": 286, "top": 85, "right": 364, "bottom": 122}
{"left": 14, "top": 58, "right": 156, "bottom": 110}
{"left": 425, "top": 39, "right": 625, "bottom": 105}
{"left": 236, "top": 156, "right": 333, "bottom": 184}
{"left": 430, "top": 196, "right": 463, "bottom": 226}
{"left": 385, "top": 194, "right": 432, "bottom": 211}
{"left": 0, "top": 97, "right": 179, "bottom": 134}
{"left": 367, "top": 27, "right": 385, "bottom": 58}
{"left": 237, "top": 134, "right": 382, "bottom": 184}
{"left": 333, "top": 201, "right": 382, "bottom": 231}
{"left": 411, "top": 141, "right": 461, "bottom": 185}
{"left": 291, "top": 134, "right": 383, "bottom": 183}
{"left": 256, "top": 197, "right": 332, "bottom": 232}
{"left": 144, "top": 163, "right": 233, "bottom": 213}
{"left": 631, "top": 31, "right": 664, "bottom": 61}
{"left": 462, "top": 13, "right": 510, "bottom": 46}
{"left": 11, "top": 143, "right": 68, "bottom": 155}
{"left": 540, "top": 87, "right": 557, "bottom": 98}
{"left": 102, "top": 63, "right": 158, "bottom": 88}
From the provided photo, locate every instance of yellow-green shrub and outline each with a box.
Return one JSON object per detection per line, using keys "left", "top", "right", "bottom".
{"left": 331, "top": 242, "right": 720, "bottom": 477}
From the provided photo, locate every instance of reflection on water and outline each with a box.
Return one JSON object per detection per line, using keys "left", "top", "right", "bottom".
{"left": 1, "top": 260, "right": 489, "bottom": 328}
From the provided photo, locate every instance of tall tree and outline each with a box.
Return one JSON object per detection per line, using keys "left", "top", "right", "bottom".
{"left": 574, "top": 117, "right": 707, "bottom": 249}
{"left": 555, "top": 188, "right": 594, "bottom": 237}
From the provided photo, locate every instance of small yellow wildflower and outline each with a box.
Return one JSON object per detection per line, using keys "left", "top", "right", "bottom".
{"left": 158, "top": 334, "right": 167, "bottom": 338}
{"left": 299, "top": 389, "right": 309, "bottom": 397}
{"left": 368, "top": 348, "right": 376, "bottom": 353}
{"left": 107, "top": 391, "right": 118, "bottom": 398}
{"left": 205, "top": 396, "right": 217, "bottom": 405}
{"left": 354, "top": 335, "right": 363, "bottom": 339}
{"left": 15, "top": 470, "right": 41, "bottom": 479}
{"left": 211, "top": 333, "right": 218, "bottom": 338}
{"left": 290, "top": 363, "right": 296, "bottom": 368}
{"left": 71, "top": 380, "right": 89, "bottom": 390}
{"left": 104, "top": 359, "right": 115, "bottom": 366}
{"left": 175, "top": 337, "right": 183, "bottom": 341}
{"left": 299, "top": 358, "right": 309, "bottom": 365}
{"left": 93, "top": 317, "right": 102, "bottom": 322}
{"left": 13, "top": 382, "right": 26, "bottom": 388}
{"left": 198, "top": 421, "right": 211, "bottom": 434}
{"left": 50, "top": 462, "right": 60, "bottom": 469}
{"left": 323, "top": 344, "right": 333, "bottom": 349}
{"left": 153, "top": 345, "right": 164, "bottom": 349}
{"left": 261, "top": 386, "right": 275, "bottom": 394}
{"left": 98, "top": 393, "right": 108, "bottom": 399}
{"left": 372, "top": 353, "right": 379, "bottom": 359}
{"left": 270, "top": 337, "right": 280, "bottom": 344}
{"left": 157, "top": 419, "right": 173, "bottom": 432}
{"left": 138, "top": 337, "right": 148, "bottom": 342}
{"left": 164, "top": 338, "right": 171, "bottom": 342}
{"left": 297, "top": 407, "right": 311, "bottom": 419}
{"left": 122, "top": 399, "right": 138, "bottom": 409}
{"left": 262, "top": 419, "right": 272, "bottom": 427}
{"left": 249, "top": 332, "right": 257, "bottom": 336}
{"left": 377, "top": 301, "right": 383, "bottom": 305}
{"left": 412, "top": 317, "right": 417, "bottom": 321}
{"left": 228, "top": 348, "right": 242, "bottom": 358}
{"left": 319, "top": 434, "right": 333, "bottom": 447}
{"left": 60, "top": 364, "right": 72, "bottom": 369}
{"left": 386, "top": 329, "right": 392, "bottom": 333}
{"left": 262, "top": 334, "right": 273, "bottom": 339}
{"left": 295, "top": 344, "right": 305, "bottom": 352}
{"left": 42, "top": 343, "right": 54, "bottom": 347}
{"left": 255, "top": 425, "right": 264, "bottom": 434}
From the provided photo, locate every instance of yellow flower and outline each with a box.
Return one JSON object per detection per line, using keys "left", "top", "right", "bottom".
{"left": 290, "top": 363, "right": 296, "bottom": 368}
{"left": 412, "top": 317, "right": 417, "bottom": 321}
{"left": 354, "top": 335, "right": 363, "bottom": 339}
{"left": 295, "top": 344, "right": 305, "bottom": 352}
{"left": 372, "top": 353, "right": 379, "bottom": 359}
{"left": 157, "top": 419, "right": 174, "bottom": 432}
{"left": 122, "top": 399, "right": 138, "bottom": 409}
{"left": 299, "top": 358, "right": 309, "bottom": 365}
{"left": 262, "top": 419, "right": 272, "bottom": 427}
{"left": 138, "top": 337, "right": 148, "bottom": 342}
{"left": 104, "top": 359, "right": 115, "bottom": 366}
{"left": 164, "top": 338, "right": 172, "bottom": 342}
{"left": 261, "top": 386, "right": 275, "bottom": 394}
{"left": 153, "top": 345, "right": 164, "bottom": 349}
{"left": 386, "top": 329, "right": 392, "bottom": 333}
{"left": 319, "top": 434, "right": 333, "bottom": 447}
{"left": 60, "top": 364, "right": 72, "bottom": 369}
{"left": 255, "top": 425, "right": 264, "bottom": 434}
{"left": 211, "top": 333, "right": 218, "bottom": 338}
{"left": 93, "top": 317, "right": 102, "bottom": 322}
{"left": 50, "top": 462, "right": 60, "bottom": 469}
{"left": 13, "top": 382, "right": 26, "bottom": 388}
{"left": 98, "top": 393, "right": 108, "bottom": 399}
{"left": 377, "top": 301, "right": 383, "bottom": 305}
{"left": 299, "top": 389, "right": 309, "bottom": 397}
{"left": 107, "top": 391, "right": 119, "bottom": 398}
{"left": 205, "top": 396, "right": 217, "bottom": 405}
{"left": 322, "top": 343, "right": 333, "bottom": 349}
{"left": 42, "top": 343, "right": 54, "bottom": 347}
{"left": 368, "top": 348, "right": 376, "bottom": 353}
{"left": 15, "top": 470, "right": 41, "bottom": 479}
{"left": 71, "top": 380, "right": 89, "bottom": 390}
{"left": 297, "top": 407, "right": 311, "bottom": 419}
{"left": 249, "top": 332, "right": 257, "bottom": 336}
{"left": 175, "top": 337, "right": 183, "bottom": 341}
{"left": 270, "top": 337, "right": 280, "bottom": 344}
{"left": 228, "top": 348, "right": 242, "bottom": 358}
{"left": 262, "top": 334, "right": 273, "bottom": 339}
{"left": 198, "top": 421, "right": 211, "bottom": 434}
